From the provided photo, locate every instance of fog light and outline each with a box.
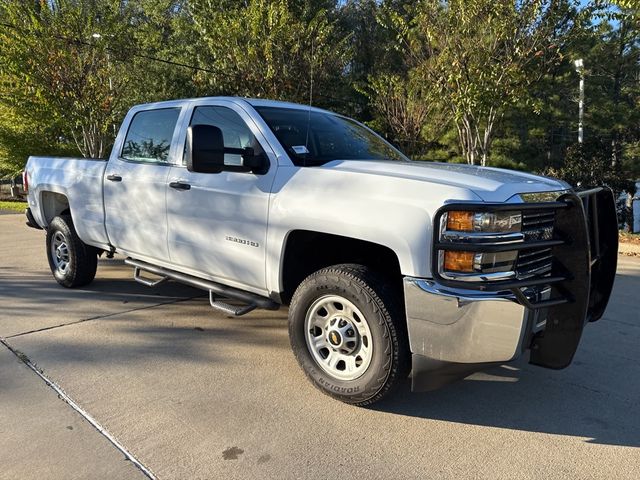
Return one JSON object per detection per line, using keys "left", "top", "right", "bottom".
{"left": 473, "top": 251, "right": 518, "bottom": 273}
{"left": 443, "top": 251, "right": 474, "bottom": 272}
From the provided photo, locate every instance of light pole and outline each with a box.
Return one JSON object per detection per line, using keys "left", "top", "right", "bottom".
{"left": 91, "top": 33, "right": 116, "bottom": 136}
{"left": 92, "top": 33, "right": 113, "bottom": 92}
{"left": 574, "top": 59, "right": 584, "bottom": 144}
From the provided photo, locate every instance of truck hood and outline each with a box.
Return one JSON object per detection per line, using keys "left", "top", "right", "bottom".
{"left": 324, "top": 160, "right": 570, "bottom": 202}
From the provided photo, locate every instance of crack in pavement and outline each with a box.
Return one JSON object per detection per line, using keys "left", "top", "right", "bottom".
{"left": 0, "top": 292, "right": 208, "bottom": 478}
{"left": 5, "top": 295, "right": 205, "bottom": 339}
{"left": 0, "top": 338, "right": 157, "bottom": 480}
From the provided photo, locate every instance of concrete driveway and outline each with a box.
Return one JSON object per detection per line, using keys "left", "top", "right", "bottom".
{"left": 1, "top": 212, "right": 639, "bottom": 480}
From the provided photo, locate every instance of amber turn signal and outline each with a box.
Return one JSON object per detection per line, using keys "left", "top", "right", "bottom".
{"left": 443, "top": 251, "right": 475, "bottom": 272}
{"left": 446, "top": 211, "right": 474, "bottom": 232}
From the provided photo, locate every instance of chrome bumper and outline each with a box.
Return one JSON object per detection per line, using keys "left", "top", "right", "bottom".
{"left": 404, "top": 277, "right": 548, "bottom": 391}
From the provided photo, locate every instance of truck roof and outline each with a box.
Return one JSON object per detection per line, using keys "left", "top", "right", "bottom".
{"left": 131, "top": 96, "right": 332, "bottom": 115}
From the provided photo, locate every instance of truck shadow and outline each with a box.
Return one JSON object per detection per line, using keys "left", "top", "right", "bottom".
{"left": 0, "top": 258, "right": 203, "bottom": 309}
{"left": 373, "top": 358, "right": 639, "bottom": 448}
{"left": 4, "top": 254, "right": 638, "bottom": 449}
{"left": 373, "top": 268, "right": 640, "bottom": 448}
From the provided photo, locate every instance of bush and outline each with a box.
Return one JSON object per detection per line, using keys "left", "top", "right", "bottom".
{"left": 547, "top": 138, "right": 635, "bottom": 193}
{"left": 543, "top": 138, "right": 637, "bottom": 229}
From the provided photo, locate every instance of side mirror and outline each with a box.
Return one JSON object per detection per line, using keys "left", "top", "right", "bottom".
{"left": 186, "top": 124, "right": 270, "bottom": 175}
{"left": 240, "top": 147, "right": 269, "bottom": 175}
{"left": 186, "top": 124, "right": 224, "bottom": 173}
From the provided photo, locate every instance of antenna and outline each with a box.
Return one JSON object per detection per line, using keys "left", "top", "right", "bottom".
{"left": 304, "top": 37, "right": 314, "bottom": 166}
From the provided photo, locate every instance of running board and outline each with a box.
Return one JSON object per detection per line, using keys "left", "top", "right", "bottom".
{"left": 209, "top": 292, "right": 257, "bottom": 316}
{"left": 125, "top": 258, "right": 280, "bottom": 314}
{"left": 133, "top": 267, "right": 168, "bottom": 287}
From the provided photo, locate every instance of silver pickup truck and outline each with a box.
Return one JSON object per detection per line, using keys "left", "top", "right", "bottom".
{"left": 24, "top": 97, "right": 618, "bottom": 405}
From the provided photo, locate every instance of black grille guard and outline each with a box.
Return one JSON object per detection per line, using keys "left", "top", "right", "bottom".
{"left": 431, "top": 187, "right": 619, "bottom": 369}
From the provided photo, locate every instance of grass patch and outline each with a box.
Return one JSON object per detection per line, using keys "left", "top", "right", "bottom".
{"left": 0, "top": 200, "right": 27, "bottom": 212}
{"left": 620, "top": 231, "right": 640, "bottom": 245}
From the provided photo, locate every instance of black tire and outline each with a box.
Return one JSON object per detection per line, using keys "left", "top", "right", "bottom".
{"left": 289, "top": 264, "right": 410, "bottom": 406}
{"left": 46, "top": 215, "right": 98, "bottom": 288}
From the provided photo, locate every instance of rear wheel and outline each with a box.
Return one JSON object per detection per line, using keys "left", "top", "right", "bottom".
{"left": 46, "top": 215, "right": 98, "bottom": 288}
{"left": 289, "top": 264, "right": 410, "bottom": 406}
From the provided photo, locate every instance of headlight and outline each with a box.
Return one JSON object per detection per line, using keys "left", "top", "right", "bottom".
{"left": 440, "top": 210, "right": 522, "bottom": 277}
{"left": 445, "top": 210, "right": 522, "bottom": 233}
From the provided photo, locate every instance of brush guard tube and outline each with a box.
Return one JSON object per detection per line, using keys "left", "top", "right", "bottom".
{"left": 529, "top": 188, "right": 618, "bottom": 368}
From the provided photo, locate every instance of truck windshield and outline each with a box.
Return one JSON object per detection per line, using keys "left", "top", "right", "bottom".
{"left": 255, "top": 106, "right": 408, "bottom": 166}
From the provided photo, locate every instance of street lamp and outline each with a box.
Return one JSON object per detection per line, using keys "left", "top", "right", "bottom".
{"left": 574, "top": 58, "right": 584, "bottom": 144}
{"left": 91, "top": 33, "right": 116, "bottom": 135}
{"left": 91, "top": 33, "right": 113, "bottom": 91}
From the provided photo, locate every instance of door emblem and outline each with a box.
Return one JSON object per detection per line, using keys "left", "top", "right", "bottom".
{"left": 225, "top": 236, "right": 259, "bottom": 248}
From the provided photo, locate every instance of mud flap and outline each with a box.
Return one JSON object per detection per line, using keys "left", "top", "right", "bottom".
{"left": 529, "top": 189, "right": 618, "bottom": 369}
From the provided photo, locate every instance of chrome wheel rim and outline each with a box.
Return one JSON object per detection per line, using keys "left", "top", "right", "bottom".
{"left": 304, "top": 295, "right": 373, "bottom": 381}
{"left": 51, "top": 231, "right": 70, "bottom": 274}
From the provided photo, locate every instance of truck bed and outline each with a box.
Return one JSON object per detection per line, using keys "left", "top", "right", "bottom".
{"left": 26, "top": 156, "right": 110, "bottom": 249}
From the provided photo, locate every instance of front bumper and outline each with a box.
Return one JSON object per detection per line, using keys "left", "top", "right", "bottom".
{"left": 404, "top": 278, "right": 548, "bottom": 391}
{"left": 407, "top": 187, "right": 619, "bottom": 392}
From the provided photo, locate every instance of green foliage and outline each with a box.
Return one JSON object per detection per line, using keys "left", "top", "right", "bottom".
{"left": 0, "top": 103, "right": 76, "bottom": 176}
{"left": 124, "top": 1, "right": 199, "bottom": 104}
{"left": 0, "top": 201, "right": 28, "bottom": 212}
{"left": 544, "top": 138, "right": 636, "bottom": 196}
{"left": 0, "top": 1, "right": 134, "bottom": 161}
{"left": 0, "top": 0, "right": 197, "bottom": 175}
{"left": 189, "top": 0, "right": 350, "bottom": 103}
{"left": 375, "top": 0, "right": 583, "bottom": 166}
{"left": 0, "top": 0, "right": 636, "bottom": 199}
{"left": 358, "top": 73, "right": 432, "bottom": 155}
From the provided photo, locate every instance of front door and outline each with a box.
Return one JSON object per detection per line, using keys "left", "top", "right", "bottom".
{"left": 166, "top": 101, "right": 277, "bottom": 293}
{"left": 104, "top": 106, "right": 182, "bottom": 262}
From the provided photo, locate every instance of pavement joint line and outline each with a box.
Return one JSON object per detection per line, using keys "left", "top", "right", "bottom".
{"left": 601, "top": 317, "right": 640, "bottom": 329}
{"left": 5, "top": 295, "right": 205, "bottom": 339}
{"left": 0, "top": 338, "right": 157, "bottom": 480}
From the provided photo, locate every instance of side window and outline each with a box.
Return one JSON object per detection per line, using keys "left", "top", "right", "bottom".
{"left": 187, "top": 106, "right": 262, "bottom": 166}
{"left": 121, "top": 108, "right": 181, "bottom": 163}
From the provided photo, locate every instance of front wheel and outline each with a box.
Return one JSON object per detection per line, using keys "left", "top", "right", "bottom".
{"left": 46, "top": 215, "right": 98, "bottom": 288}
{"left": 288, "top": 264, "right": 410, "bottom": 406}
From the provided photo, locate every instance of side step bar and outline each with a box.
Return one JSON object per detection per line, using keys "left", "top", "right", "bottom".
{"left": 209, "top": 292, "right": 257, "bottom": 316}
{"left": 125, "top": 258, "right": 280, "bottom": 315}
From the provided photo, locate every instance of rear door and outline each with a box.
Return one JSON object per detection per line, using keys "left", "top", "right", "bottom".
{"left": 166, "top": 100, "right": 277, "bottom": 292}
{"left": 104, "top": 106, "right": 182, "bottom": 262}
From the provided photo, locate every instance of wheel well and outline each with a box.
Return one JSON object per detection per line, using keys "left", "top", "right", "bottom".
{"left": 40, "top": 191, "right": 70, "bottom": 225}
{"left": 280, "top": 230, "right": 403, "bottom": 305}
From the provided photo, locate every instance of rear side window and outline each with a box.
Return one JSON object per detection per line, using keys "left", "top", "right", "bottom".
{"left": 121, "top": 108, "right": 181, "bottom": 163}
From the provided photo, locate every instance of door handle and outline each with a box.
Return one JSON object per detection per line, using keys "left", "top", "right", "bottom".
{"left": 169, "top": 181, "right": 191, "bottom": 191}
{"left": 107, "top": 174, "right": 122, "bottom": 182}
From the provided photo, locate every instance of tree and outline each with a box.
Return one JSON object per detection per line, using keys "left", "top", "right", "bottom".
{"left": 380, "top": 0, "right": 582, "bottom": 166}
{"left": 585, "top": 9, "right": 639, "bottom": 167}
{"left": 0, "top": 103, "right": 77, "bottom": 177}
{"left": 0, "top": 1, "right": 134, "bottom": 161}
{"left": 360, "top": 73, "right": 433, "bottom": 156}
{"left": 188, "top": 0, "right": 351, "bottom": 104}
{"left": 124, "top": 1, "right": 200, "bottom": 103}
{"left": 544, "top": 138, "right": 637, "bottom": 229}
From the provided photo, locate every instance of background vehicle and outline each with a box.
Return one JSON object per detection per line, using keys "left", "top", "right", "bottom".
{"left": 23, "top": 97, "right": 618, "bottom": 405}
